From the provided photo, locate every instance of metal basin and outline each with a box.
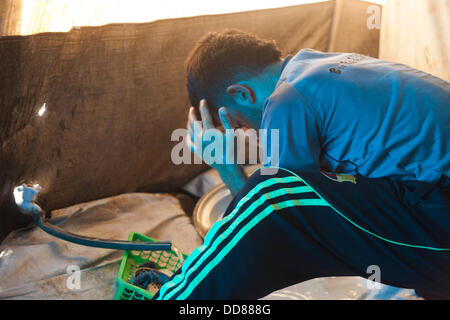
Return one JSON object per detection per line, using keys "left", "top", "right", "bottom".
{"left": 193, "top": 183, "right": 233, "bottom": 238}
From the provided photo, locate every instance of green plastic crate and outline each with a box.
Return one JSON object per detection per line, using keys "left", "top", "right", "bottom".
{"left": 114, "top": 232, "right": 187, "bottom": 300}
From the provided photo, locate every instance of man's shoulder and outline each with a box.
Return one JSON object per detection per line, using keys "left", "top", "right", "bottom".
{"left": 264, "top": 82, "right": 304, "bottom": 114}
{"left": 262, "top": 81, "right": 321, "bottom": 129}
{"left": 277, "top": 49, "right": 350, "bottom": 95}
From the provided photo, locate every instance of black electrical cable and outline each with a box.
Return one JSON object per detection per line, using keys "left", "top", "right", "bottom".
{"left": 34, "top": 214, "right": 172, "bottom": 251}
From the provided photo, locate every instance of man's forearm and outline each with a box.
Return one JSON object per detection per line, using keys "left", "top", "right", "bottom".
{"left": 216, "top": 164, "right": 247, "bottom": 196}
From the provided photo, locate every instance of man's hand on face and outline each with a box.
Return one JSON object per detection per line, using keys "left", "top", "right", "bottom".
{"left": 186, "top": 99, "right": 247, "bottom": 195}
{"left": 186, "top": 99, "right": 235, "bottom": 169}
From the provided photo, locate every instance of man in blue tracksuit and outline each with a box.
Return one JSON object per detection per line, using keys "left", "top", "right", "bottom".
{"left": 154, "top": 30, "right": 450, "bottom": 299}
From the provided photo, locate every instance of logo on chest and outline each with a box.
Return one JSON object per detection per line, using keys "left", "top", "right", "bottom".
{"left": 329, "top": 54, "right": 362, "bottom": 75}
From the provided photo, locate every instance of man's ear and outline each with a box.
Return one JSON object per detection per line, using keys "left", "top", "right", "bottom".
{"left": 226, "top": 84, "right": 256, "bottom": 105}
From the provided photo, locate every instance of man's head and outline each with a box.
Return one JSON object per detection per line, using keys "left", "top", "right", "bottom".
{"left": 185, "top": 29, "right": 283, "bottom": 129}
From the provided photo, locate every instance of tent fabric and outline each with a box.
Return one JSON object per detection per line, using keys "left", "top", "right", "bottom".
{"left": 0, "top": 192, "right": 202, "bottom": 299}
{"left": 328, "top": 0, "right": 380, "bottom": 55}
{"left": 380, "top": 0, "right": 450, "bottom": 82}
{"left": 0, "top": 1, "right": 380, "bottom": 242}
{"left": 0, "top": 0, "right": 22, "bottom": 36}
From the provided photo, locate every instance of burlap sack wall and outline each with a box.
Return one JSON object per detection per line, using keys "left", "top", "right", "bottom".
{"left": 0, "top": 1, "right": 380, "bottom": 242}
{"left": 0, "top": 0, "right": 22, "bottom": 36}
{"left": 380, "top": 0, "right": 450, "bottom": 82}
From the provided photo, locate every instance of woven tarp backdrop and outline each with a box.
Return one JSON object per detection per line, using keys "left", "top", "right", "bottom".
{"left": 0, "top": 0, "right": 380, "bottom": 242}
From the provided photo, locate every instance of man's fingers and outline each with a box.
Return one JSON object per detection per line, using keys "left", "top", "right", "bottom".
{"left": 186, "top": 132, "right": 195, "bottom": 153}
{"left": 187, "top": 107, "right": 198, "bottom": 130}
{"left": 187, "top": 106, "right": 203, "bottom": 138}
{"left": 219, "top": 107, "right": 235, "bottom": 130}
{"left": 199, "top": 99, "right": 214, "bottom": 129}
